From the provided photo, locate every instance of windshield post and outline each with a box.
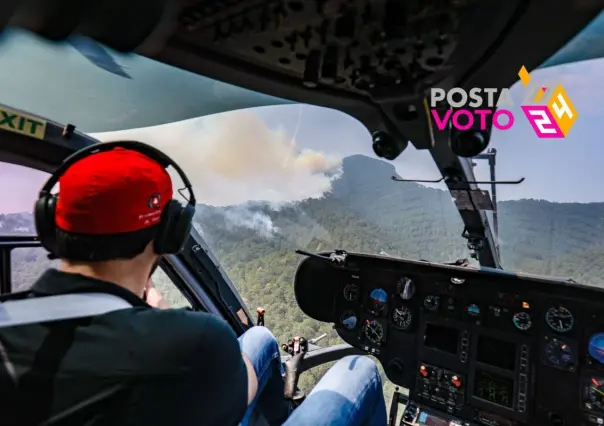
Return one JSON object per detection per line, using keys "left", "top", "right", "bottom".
{"left": 458, "top": 156, "right": 501, "bottom": 267}
{"left": 472, "top": 149, "right": 500, "bottom": 257}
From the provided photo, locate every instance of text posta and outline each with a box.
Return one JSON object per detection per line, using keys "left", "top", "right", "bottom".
{"left": 429, "top": 88, "right": 514, "bottom": 131}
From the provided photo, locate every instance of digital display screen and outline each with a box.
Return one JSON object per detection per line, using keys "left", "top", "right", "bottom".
{"left": 417, "top": 411, "right": 449, "bottom": 426}
{"left": 477, "top": 336, "right": 516, "bottom": 370}
{"left": 424, "top": 323, "right": 459, "bottom": 354}
{"left": 473, "top": 370, "right": 514, "bottom": 408}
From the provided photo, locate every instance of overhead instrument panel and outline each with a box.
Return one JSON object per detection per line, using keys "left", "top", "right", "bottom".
{"left": 176, "top": 0, "right": 481, "bottom": 97}
{"left": 294, "top": 252, "right": 604, "bottom": 426}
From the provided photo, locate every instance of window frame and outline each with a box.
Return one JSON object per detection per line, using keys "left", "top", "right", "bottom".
{"left": 0, "top": 236, "right": 38, "bottom": 294}
{"left": 0, "top": 235, "right": 204, "bottom": 310}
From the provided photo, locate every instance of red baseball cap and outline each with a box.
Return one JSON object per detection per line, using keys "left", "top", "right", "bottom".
{"left": 55, "top": 148, "right": 173, "bottom": 234}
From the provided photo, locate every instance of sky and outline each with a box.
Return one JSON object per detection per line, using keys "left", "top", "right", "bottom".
{"left": 1, "top": 27, "right": 604, "bottom": 217}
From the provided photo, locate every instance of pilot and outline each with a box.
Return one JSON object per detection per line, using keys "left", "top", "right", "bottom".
{"left": 0, "top": 145, "right": 387, "bottom": 426}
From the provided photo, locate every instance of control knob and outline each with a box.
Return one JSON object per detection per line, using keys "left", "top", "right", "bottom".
{"left": 387, "top": 359, "right": 405, "bottom": 382}
{"left": 451, "top": 375, "right": 462, "bottom": 388}
{"left": 419, "top": 365, "right": 429, "bottom": 377}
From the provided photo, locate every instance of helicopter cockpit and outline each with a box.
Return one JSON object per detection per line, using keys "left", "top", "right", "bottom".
{"left": 1, "top": 1, "right": 604, "bottom": 426}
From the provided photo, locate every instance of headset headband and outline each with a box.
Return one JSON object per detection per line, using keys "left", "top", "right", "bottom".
{"left": 39, "top": 140, "right": 196, "bottom": 205}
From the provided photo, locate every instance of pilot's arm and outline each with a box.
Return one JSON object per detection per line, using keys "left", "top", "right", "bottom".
{"left": 146, "top": 311, "right": 258, "bottom": 425}
{"left": 189, "top": 313, "right": 259, "bottom": 421}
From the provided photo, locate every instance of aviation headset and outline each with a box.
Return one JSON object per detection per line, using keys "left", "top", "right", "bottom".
{"left": 35, "top": 140, "right": 197, "bottom": 257}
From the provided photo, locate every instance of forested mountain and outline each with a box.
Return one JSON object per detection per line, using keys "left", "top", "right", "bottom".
{"left": 6, "top": 154, "right": 604, "bottom": 398}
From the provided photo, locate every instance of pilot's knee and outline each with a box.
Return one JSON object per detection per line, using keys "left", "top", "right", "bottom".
{"left": 241, "top": 325, "right": 279, "bottom": 349}
{"left": 338, "top": 355, "right": 383, "bottom": 386}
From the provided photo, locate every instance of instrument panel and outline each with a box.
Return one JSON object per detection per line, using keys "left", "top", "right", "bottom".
{"left": 294, "top": 253, "right": 604, "bottom": 426}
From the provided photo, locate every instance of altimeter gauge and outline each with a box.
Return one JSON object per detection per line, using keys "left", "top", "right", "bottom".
{"left": 392, "top": 306, "right": 413, "bottom": 330}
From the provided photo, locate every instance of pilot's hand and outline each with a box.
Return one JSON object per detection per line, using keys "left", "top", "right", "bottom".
{"left": 145, "top": 280, "right": 170, "bottom": 309}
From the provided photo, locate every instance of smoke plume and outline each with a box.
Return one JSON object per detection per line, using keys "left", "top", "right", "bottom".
{"left": 91, "top": 109, "right": 342, "bottom": 235}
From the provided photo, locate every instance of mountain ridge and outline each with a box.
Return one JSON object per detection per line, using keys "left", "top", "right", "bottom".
{"left": 4, "top": 154, "right": 604, "bottom": 271}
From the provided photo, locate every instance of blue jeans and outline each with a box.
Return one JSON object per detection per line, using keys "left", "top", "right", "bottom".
{"left": 238, "top": 327, "right": 387, "bottom": 426}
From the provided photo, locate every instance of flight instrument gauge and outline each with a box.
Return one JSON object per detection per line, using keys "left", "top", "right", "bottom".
{"left": 398, "top": 277, "right": 415, "bottom": 300}
{"left": 513, "top": 312, "right": 532, "bottom": 331}
{"left": 392, "top": 306, "right": 413, "bottom": 330}
{"left": 583, "top": 377, "right": 604, "bottom": 412}
{"left": 424, "top": 295, "right": 440, "bottom": 312}
{"left": 343, "top": 283, "right": 358, "bottom": 302}
{"left": 368, "top": 288, "right": 388, "bottom": 313}
{"left": 544, "top": 337, "right": 576, "bottom": 370}
{"left": 364, "top": 319, "right": 384, "bottom": 344}
{"left": 545, "top": 306, "right": 574, "bottom": 333}
{"left": 340, "top": 310, "right": 358, "bottom": 330}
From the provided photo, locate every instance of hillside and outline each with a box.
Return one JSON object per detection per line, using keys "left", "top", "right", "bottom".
{"left": 5, "top": 154, "right": 604, "bottom": 396}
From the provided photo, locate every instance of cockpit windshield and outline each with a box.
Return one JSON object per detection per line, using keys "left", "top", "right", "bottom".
{"left": 1, "top": 25, "right": 603, "bottom": 292}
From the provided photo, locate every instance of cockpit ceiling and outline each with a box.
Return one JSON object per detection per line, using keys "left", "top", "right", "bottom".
{"left": 177, "top": 0, "right": 477, "bottom": 98}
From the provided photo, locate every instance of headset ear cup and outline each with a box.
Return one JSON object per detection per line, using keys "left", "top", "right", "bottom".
{"left": 34, "top": 195, "right": 58, "bottom": 254}
{"left": 154, "top": 201, "right": 194, "bottom": 255}
{"left": 170, "top": 205, "right": 194, "bottom": 253}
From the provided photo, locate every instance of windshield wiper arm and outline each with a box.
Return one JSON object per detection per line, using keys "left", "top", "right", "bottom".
{"left": 295, "top": 249, "right": 348, "bottom": 267}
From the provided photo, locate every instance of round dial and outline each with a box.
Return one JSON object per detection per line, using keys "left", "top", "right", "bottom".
{"left": 585, "top": 377, "right": 604, "bottom": 412}
{"left": 340, "top": 310, "right": 358, "bottom": 330}
{"left": 545, "top": 306, "right": 574, "bottom": 333}
{"left": 343, "top": 283, "right": 358, "bottom": 302}
{"left": 399, "top": 277, "right": 415, "bottom": 300}
{"left": 513, "top": 312, "right": 532, "bottom": 331}
{"left": 424, "top": 295, "right": 440, "bottom": 312}
{"left": 544, "top": 338, "right": 575, "bottom": 369}
{"left": 364, "top": 319, "right": 384, "bottom": 344}
{"left": 392, "top": 306, "right": 413, "bottom": 330}
{"left": 368, "top": 288, "right": 388, "bottom": 313}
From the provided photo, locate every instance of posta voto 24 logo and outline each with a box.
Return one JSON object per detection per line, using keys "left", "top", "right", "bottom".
{"left": 428, "top": 66, "right": 578, "bottom": 138}
{"left": 518, "top": 65, "right": 578, "bottom": 138}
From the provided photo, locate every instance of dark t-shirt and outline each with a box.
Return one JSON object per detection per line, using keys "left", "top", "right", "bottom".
{"left": 0, "top": 269, "right": 248, "bottom": 426}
